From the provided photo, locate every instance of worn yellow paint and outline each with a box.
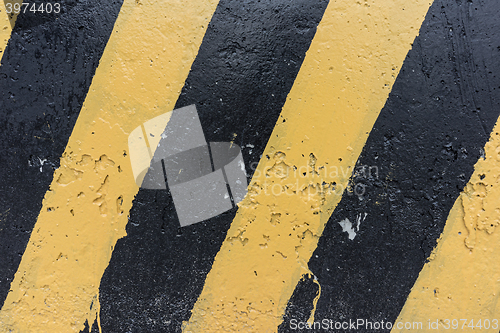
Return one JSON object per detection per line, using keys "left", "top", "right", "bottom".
{"left": 0, "top": 0, "right": 218, "bottom": 332}
{"left": 392, "top": 122, "right": 500, "bottom": 333}
{"left": 184, "top": 1, "right": 433, "bottom": 332}
{"left": 0, "top": 1, "right": 20, "bottom": 61}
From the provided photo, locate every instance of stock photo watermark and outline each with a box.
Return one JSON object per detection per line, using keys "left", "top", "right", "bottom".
{"left": 128, "top": 104, "right": 380, "bottom": 227}
{"left": 289, "top": 318, "right": 500, "bottom": 331}
{"left": 248, "top": 159, "right": 379, "bottom": 200}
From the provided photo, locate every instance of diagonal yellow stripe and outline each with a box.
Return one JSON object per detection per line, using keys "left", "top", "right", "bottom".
{"left": 184, "top": 1, "right": 433, "bottom": 332}
{"left": 392, "top": 118, "right": 500, "bottom": 333}
{"left": 0, "top": 1, "right": 20, "bottom": 62}
{"left": 0, "top": 0, "right": 218, "bottom": 332}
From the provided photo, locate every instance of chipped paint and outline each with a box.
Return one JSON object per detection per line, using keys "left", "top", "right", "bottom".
{"left": 393, "top": 120, "right": 500, "bottom": 333}
{"left": 338, "top": 213, "right": 366, "bottom": 241}
{"left": 93, "top": 1, "right": 333, "bottom": 331}
{"left": 285, "top": 0, "right": 500, "bottom": 326}
{"left": 2, "top": 0, "right": 500, "bottom": 331}
{"left": 0, "top": 0, "right": 218, "bottom": 331}
{"left": 185, "top": 1, "right": 432, "bottom": 331}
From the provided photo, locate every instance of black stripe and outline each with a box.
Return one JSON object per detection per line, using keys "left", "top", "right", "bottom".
{"left": 280, "top": 275, "right": 319, "bottom": 327}
{"left": 0, "top": 0, "right": 123, "bottom": 309}
{"left": 279, "top": 0, "right": 500, "bottom": 332}
{"left": 97, "top": 0, "right": 329, "bottom": 331}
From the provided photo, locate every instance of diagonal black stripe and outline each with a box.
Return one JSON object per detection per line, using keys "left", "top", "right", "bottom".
{"left": 96, "top": 0, "right": 330, "bottom": 332}
{"left": 0, "top": 0, "right": 123, "bottom": 309}
{"left": 279, "top": 0, "right": 500, "bottom": 332}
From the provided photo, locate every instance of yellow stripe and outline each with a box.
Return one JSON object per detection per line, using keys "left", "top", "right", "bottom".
{"left": 392, "top": 120, "right": 500, "bottom": 332}
{"left": 184, "top": 1, "right": 433, "bottom": 332}
{"left": 0, "top": 0, "right": 218, "bottom": 332}
{"left": 0, "top": 1, "right": 20, "bottom": 61}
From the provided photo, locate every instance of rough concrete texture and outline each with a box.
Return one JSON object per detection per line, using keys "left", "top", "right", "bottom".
{"left": 1, "top": 0, "right": 500, "bottom": 333}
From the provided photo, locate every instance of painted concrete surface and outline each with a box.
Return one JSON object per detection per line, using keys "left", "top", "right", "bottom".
{"left": 0, "top": 1, "right": 500, "bottom": 332}
{"left": 0, "top": 0, "right": 218, "bottom": 331}
{"left": 185, "top": 1, "right": 432, "bottom": 331}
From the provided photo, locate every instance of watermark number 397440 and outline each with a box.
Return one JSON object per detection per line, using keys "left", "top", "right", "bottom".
{"left": 5, "top": 2, "right": 60, "bottom": 14}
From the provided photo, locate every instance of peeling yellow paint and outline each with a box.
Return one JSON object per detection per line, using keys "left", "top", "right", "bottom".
{"left": 0, "top": 0, "right": 219, "bottom": 332}
{"left": 393, "top": 123, "right": 500, "bottom": 333}
{"left": 184, "top": 1, "right": 433, "bottom": 332}
{"left": 306, "top": 275, "right": 321, "bottom": 326}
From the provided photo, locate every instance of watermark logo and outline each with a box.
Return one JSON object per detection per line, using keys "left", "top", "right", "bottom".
{"left": 243, "top": 149, "right": 379, "bottom": 207}
{"left": 290, "top": 318, "right": 423, "bottom": 331}
{"left": 128, "top": 104, "right": 247, "bottom": 227}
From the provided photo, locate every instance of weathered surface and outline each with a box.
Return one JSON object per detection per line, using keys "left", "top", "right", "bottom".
{"left": 0, "top": 0, "right": 123, "bottom": 311}
{"left": 1, "top": 0, "right": 500, "bottom": 332}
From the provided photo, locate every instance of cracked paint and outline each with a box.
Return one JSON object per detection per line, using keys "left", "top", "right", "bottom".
{"left": 0, "top": 0, "right": 219, "bottom": 331}
{"left": 185, "top": 1, "right": 432, "bottom": 331}
{"left": 393, "top": 121, "right": 500, "bottom": 333}
{"left": 0, "top": 1, "right": 19, "bottom": 62}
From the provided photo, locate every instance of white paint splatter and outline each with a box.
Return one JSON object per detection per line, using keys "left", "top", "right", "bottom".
{"left": 356, "top": 212, "right": 367, "bottom": 231}
{"left": 338, "top": 213, "right": 367, "bottom": 240}
{"left": 38, "top": 158, "right": 47, "bottom": 172}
